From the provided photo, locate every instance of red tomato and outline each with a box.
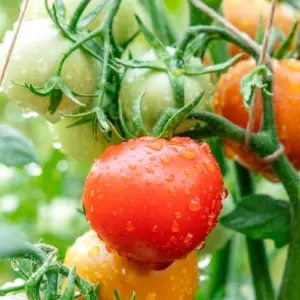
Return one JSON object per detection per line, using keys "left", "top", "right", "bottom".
{"left": 83, "top": 136, "right": 225, "bottom": 268}
{"left": 223, "top": 0, "right": 299, "bottom": 57}
{"left": 214, "top": 58, "right": 300, "bottom": 180}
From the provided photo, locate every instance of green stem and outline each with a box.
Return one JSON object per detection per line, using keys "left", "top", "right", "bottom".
{"left": 69, "top": 0, "right": 91, "bottom": 32}
{"left": 0, "top": 282, "right": 26, "bottom": 296}
{"left": 45, "top": 268, "right": 59, "bottom": 300}
{"left": 175, "top": 26, "right": 258, "bottom": 62}
{"left": 234, "top": 163, "right": 275, "bottom": 300}
{"left": 208, "top": 241, "right": 232, "bottom": 299}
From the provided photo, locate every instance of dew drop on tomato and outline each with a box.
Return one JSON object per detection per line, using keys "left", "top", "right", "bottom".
{"left": 180, "top": 148, "right": 197, "bottom": 160}
{"left": 188, "top": 197, "right": 201, "bottom": 212}
{"left": 171, "top": 220, "right": 180, "bottom": 232}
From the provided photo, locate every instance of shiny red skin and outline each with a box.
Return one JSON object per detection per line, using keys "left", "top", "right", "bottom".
{"left": 83, "top": 136, "right": 225, "bottom": 268}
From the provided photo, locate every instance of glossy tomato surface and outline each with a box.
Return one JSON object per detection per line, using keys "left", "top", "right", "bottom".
{"left": 214, "top": 58, "right": 300, "bottom": 180}
{"left": 83, "top": 137, "right": 225, "bottom": 267}
{"left": 64, "top": 230, "right": 199, "bottom": 300}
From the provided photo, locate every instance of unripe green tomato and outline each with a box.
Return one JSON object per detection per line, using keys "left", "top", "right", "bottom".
{"left": 119, "top": 48, "right": 213, "bottom": 133}
{"left": 200, "top": 193, "right": 234, "bottom": 254}
{"left": 25, "top": 0, "right": 151, "bottom": 46}
{"left": 0, "top": 19, "right": 100, "bottom": 123}
{"left": 52, "top": 117, "right": 122, "bottom": 164}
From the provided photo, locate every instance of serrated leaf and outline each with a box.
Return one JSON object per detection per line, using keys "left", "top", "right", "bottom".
{"left": 185, "top": 54, "right": 242, "bottom": 76}
{"left": 240, "top": 65, "right": 272, "bottom": 110}
{"left": 220, "top": 194, "right": 291, "bottom": 248}
{"left": 0, "top": 125, "right": 38, "bottom": 166}
{"left": 135, "top": 15, "right": 171, "bottom": 63}
{"left": 0, "top": 225, "right": 31, "bottom": 259}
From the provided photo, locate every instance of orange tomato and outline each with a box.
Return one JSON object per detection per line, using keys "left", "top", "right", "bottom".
{"left": 214, "top": 58, "right": 300, "bottom": 180}
{"left": 223, "top": 0, "right": 299, "bottom": 57}
{"left": 64, "top": 231, "right": 199, "bottom": 300}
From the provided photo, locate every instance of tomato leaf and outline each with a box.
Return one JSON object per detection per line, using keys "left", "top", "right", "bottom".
{"left": 220, "top": 194, "right": 291, "bottom": 248}
{"left": 0, "top": 125, "right": 38, "bottom": 166}
{"left": 240, "top": 65, "right": 272, "bottom": 110}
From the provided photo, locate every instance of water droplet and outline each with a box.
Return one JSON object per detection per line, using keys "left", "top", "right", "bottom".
{"left": 195, "top": 162, "right": 203, "bottom": 173}
{"left": 184, "top": 233, "right": 194, "bottom": 246}
{"left": 112, "top": 210, "right": 117, "bottom": 216}
{"left": 125, "top": 221, "right": 134, "bottom": 232}
{"left": 180, "top": 148, "right": 197, "bottom": 160}
{"left": 145, "top": 166, "right": 154, "bottom": 174}
{"left": 169, "top": 187, "right": 177, "bottom": 196}
{"left": 152, "top": 225, "right": 158, "bottom": 232}
{"left": 165, "top": 174, "right": 174, "bottom": 182}
{"left": 90, "top": 190, "right": 95, "bottom": 197}
{"left": 208, "top": 214, "right": 215, "bottom": 226}
{"left": 160, "top": 155, "right": 171, "bottom": 165}
{"left": 174, "top": 212, "right": 182, "bottom": 219}
{"left": 200, "top": 143, "right": 211, "bottom": 154}
{"left": 170, "top": 137, "right": 184, "bottom": 145}
{"left": 170, "top": 275, "right": 175, "bottom": 281}
{"left": 184, "top": 188, "right": 191, "bottom": 195}
{"left": 146, "top": 179, "right": 152, "bottom": 185}
{"left": 88, "top": 246, "right": 99, "bottom": 257}
{"left": 129, "top": 164, "right": 136, "bottom": 170}
{"left": 204, "top": 160, "right": 215, "bottom": 172}
{"left": 189, "top": 197, "right": 201, "bottom": 212}
{"left": 184, "top": 168, "right": 194, "bottom": 178}
{"left": 197, "top": 241, "right": 206, "bottom": 250}
{"left": 90, "top": 205, "right": 95, "bottom": 212}
{"left": 172, "top": 220, "right": 180, "bottom": 232}
{"left": 149, "top": 155, "right": 156, "bottom": 161}
{"left": 130, "top": 143, "right": 136, "bottom": 150}
{"left": 147, "top": 142, "right": 163, "bottom": 151}
{"left": 121, "top": 173, "right": 132, "bottom": 180}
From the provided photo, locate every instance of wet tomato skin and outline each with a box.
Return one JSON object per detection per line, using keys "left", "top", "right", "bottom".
{"left": 214, "top": 58, "right": 300, "bottom": 180}
{"left": 83, "top": 137, "right": 225, "bottom": 267}
{"left": 64, "top": 230, "right": 199, "bottom": 300}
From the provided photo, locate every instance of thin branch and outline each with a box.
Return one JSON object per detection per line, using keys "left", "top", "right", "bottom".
{"left": 0, "top": 0, "right": 29, "bottom": 86}
{"left": 244, "top": 0, "right": 277, "bottom": 147}
{"left": 189, "top": 0, "right": 272, "bottom": 66}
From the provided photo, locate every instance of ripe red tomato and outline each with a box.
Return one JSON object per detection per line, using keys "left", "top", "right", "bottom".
{"left": 214, "top": 58, "right": 300, "bottom": 180}
{"left": 64, "top": 230, "right": 199, "bottom": 300}
{"left": 223, "top": 0, "right": 298, "bottom": 57}
{"left": 83, "top": 137, "right": 225, "bottom": 268}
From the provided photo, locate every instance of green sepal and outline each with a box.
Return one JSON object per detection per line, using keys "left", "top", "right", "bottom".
{"left": 275, "top": 21, "right": 299, "bottom": 59}
{"left": 156, "top": 92, "right": 205, "bottom": 138}
{"left": 152, "top": 107, "right": 178, "bottom": 137}
{"left": 184, "top": 54, "right": 242, "bottom": 76}
{"left": 113, "top": 290, "right": 121, "bottom": 300}
{"left": 49, "top": 89, "right": 63, "bottom": 115}
{"left": 240, "top": 65, "right": 272, "bottom": 110}
{"left": 132, "top": 92, "right": 150, "bottom": 137}
{"left": 58, "top": 266, "right": 76, "bottom": 300}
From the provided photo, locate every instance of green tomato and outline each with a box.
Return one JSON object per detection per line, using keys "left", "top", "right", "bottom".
{"left": 200, "top": 193, "right": 235, "bottom": 254}
{"left": 51, "top": 117, "right": 122, "bottom": 164}
{"left": 119, "top": 48, "right": 213, "bottom": 133}
{"left": 26, "top": 0, "right": 151, "bottom": 46}
{"left": 0, "top": 19, "right": 100, "bottom": 123}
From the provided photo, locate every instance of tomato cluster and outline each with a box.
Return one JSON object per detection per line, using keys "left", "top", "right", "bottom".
{"left": 214, "top": 58, "right": 300, "bottom": 180}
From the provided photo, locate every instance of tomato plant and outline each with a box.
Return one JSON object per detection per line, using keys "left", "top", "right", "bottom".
{"left": 64, "top": 230, "right": 199, "bottom": 300}
{"left": 83, "top": 136, "right": 225, "bottom": 268}
{"left": 214, "top": 58, "right": 300, "bottom": 180}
